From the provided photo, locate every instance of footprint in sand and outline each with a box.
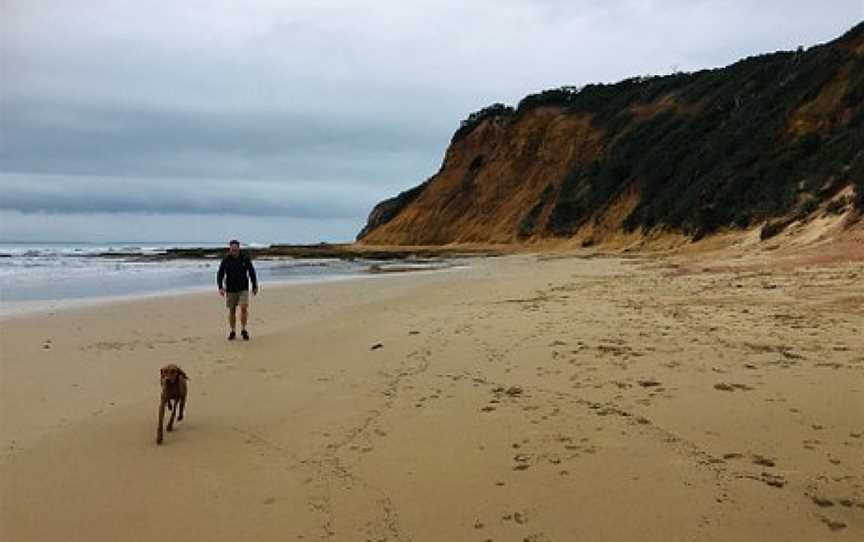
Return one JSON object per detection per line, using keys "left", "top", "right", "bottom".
{"left": 714, "top": 382, "right": 754, "bottom": 391}
{"left": 501, "top": 511, "right": 529, "bottom": 524}
{"left": 819, "top": 516, "right": 846, "bottom": 531}
{"left": 811, "top": 495, "right": 835, "bottom": 507}
{"left": 802, "top": 439, "right": 821, "bottom": 450}
{"left": 759, "top": 472, "right": 786, "bottom": 488}
{"left": 752, "top": 455, "right": 776, "bottom": 467}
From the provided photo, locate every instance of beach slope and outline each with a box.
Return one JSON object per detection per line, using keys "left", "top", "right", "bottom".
{"left": 2, "top": 252, "right": 862, "bottom": 541}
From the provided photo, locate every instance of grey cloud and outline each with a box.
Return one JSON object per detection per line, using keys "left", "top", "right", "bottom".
{"left": 1, "top": 99, "right": 450, "bottom": 180}
{"left": 0, "top": 173, "right": 378, "bottom": 218}
{"left": 1, "top": 0, "right": 861, "bottom": 242}
{"left": 0, "top": 210, "right": 361, "bottom": 243}
{"left": 9, "top": 2, "right": 857, "bottom": 110}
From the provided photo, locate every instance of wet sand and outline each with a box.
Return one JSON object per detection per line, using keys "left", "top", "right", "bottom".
{"left": 1, "top": 251, "right": 862, "bottom": 541}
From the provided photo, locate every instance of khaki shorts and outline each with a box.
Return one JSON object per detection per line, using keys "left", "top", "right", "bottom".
{"left": 225, "top": 290, "right": 250, "bottom": 309}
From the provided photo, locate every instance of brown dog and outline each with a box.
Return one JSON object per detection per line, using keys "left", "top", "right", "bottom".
{"left": 157, "top": 364, "right": 188, "bottom": 445}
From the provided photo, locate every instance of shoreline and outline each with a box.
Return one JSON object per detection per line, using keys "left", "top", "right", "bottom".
{"left": 0, "top": 261, "right": 469, "bottom": 321}
{"left": 0, "top": 253, "right": 470, "bottom": 322}
{"left": 91, "top": 242, "right": 505, "bottom": 261}
{"left": 2, "top": 252, "right": 862, "bottom": 541}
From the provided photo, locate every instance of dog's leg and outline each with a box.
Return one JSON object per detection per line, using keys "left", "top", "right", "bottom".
{"left": 178, "top": 395, "right": 186, "bottom": 422}
{"left": 157, "top": 399, "right": 166, "bottom": 444}
{"left": 166, "top": 397, "right": 178, "bottom": 432}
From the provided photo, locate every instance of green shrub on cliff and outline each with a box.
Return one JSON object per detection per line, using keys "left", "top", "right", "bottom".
{"left": 451, "top": 103, "right": 515, "bottom": 143}
{"left": 548, "top": 22, "right": 864, "bottom": 237}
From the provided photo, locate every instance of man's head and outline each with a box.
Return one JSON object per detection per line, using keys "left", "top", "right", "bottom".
{"left": 228, "top": 239, "right": 240, "bottom": 257}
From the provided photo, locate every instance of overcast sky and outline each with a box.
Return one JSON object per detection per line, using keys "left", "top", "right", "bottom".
{"left": 2, "top": 1, "right": 861, "bottom": 243}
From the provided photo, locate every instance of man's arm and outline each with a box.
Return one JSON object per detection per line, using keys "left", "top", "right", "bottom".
{"left": 245, "top": 257, "right": 258, "bottom": 293}
{"left": 216, "top": 258, "right": 226, "bottom": 292}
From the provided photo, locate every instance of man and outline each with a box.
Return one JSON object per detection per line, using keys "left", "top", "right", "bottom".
{"left": 216, "top": 239, "right": 258, "bottom": 340}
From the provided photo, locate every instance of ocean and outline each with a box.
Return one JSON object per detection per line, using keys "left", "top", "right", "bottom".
{"left": 0, "top": 242, "right": 395, "bottom": 314}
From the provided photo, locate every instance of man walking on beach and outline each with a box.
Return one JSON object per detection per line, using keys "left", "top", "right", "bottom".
{"left": 217, "top": 240, "right": 258, "bottom": 340}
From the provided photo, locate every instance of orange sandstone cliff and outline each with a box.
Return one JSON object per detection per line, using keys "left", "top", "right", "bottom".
{"left": 358, "top": 22, "right": 864, "bottom": 247}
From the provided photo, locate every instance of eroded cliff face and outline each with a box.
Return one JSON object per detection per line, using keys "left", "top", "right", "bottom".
{"left": 360, "top": 108, "right": 604, "bottom": 244}
{"left": 358, "top": 22, "right": 864, "bottom": 246}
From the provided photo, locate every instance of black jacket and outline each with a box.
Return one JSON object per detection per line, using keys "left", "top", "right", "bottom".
{"left": 216, "top": 253, "right": 258, "bottom": 293}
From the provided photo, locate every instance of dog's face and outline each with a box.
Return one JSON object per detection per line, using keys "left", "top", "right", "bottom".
{"left": 160, "top": 364, "right": 186, "bottom": 386}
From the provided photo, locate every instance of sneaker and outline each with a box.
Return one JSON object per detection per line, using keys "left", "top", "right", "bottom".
{"left": 241, "top": 329, "right": 250, "bottom": 341}
{"left": 228, "top": 330, "right": 236, "bottom": 341}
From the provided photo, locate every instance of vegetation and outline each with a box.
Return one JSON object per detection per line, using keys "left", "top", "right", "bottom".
{"left": 451, "top": 103, "right": 515, "bottom": 143}
{"left": 546, "top": 22, "right": 864, "bottom": 237}
{"left": 518, "top": 183, "right": 554, "bottom": 238}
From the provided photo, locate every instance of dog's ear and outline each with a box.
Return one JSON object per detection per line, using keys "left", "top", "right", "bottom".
{"left": 178, "top": 369, "right": 189, "bottom": 380}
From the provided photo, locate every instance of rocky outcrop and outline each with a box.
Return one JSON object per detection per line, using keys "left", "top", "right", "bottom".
{"left": 356, "top": 181, "right": 429, "bottom": 241}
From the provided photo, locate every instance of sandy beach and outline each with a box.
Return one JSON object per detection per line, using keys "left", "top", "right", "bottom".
{"left": 1, "top": 250, "right": 862, "bottom": 541}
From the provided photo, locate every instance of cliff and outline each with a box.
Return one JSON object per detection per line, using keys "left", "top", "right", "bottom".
{"left": 358, "top": 22, "right": 864, "bottom": 246}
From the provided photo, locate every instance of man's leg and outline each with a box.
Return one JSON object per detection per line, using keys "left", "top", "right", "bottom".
{"left": 225, "top": 292, "right": 239, "bottom": 340}
{"left": 240, "top": 304, "right": 249, "bottom": 339}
